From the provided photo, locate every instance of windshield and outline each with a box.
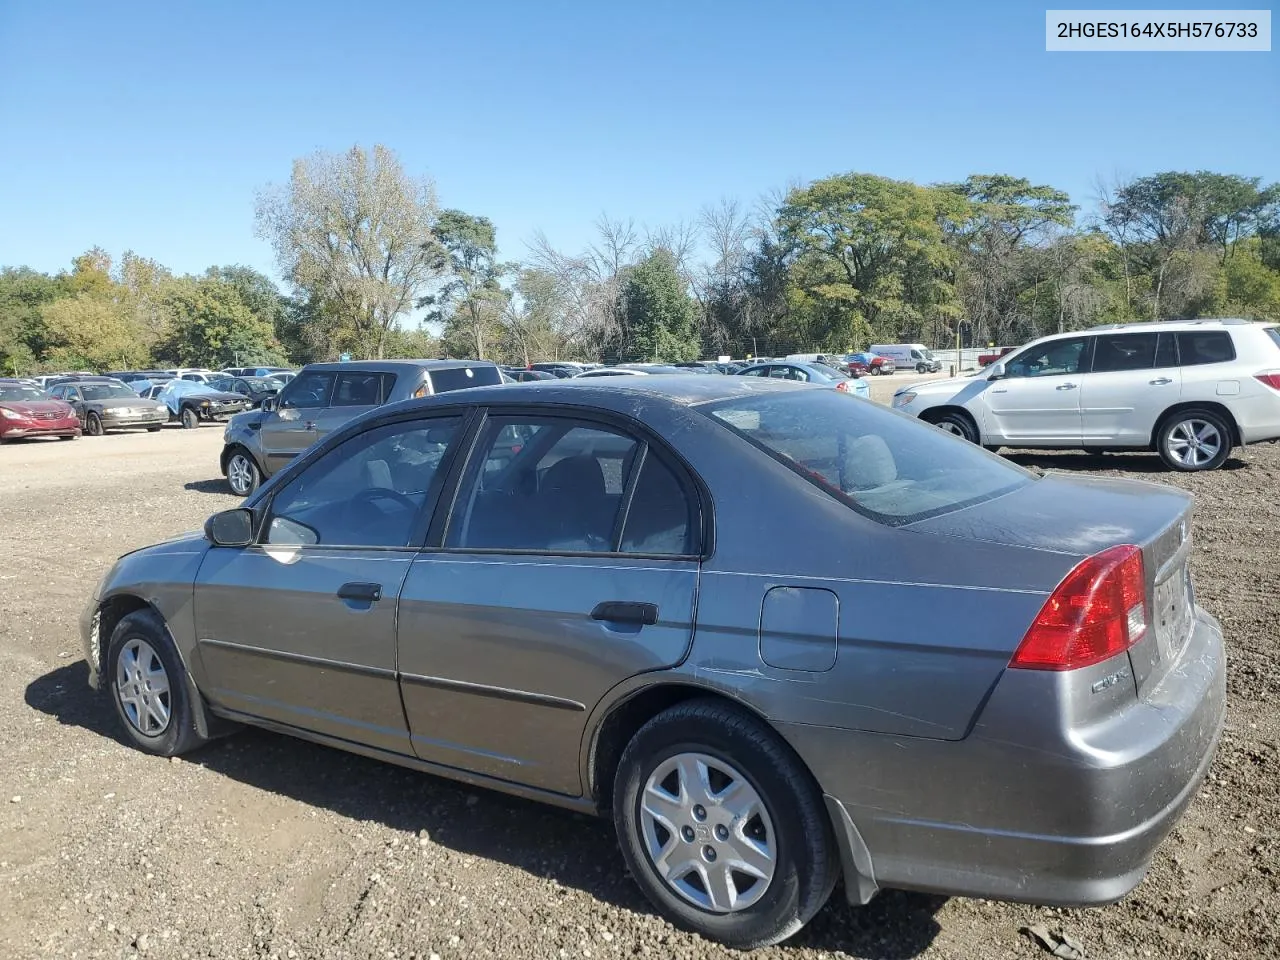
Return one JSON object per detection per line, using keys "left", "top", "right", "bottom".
{"left": 701, "top": 389, "right": 1031, "bottom": 525}
{"left": 81, "top": 383, "right": 137, "bottom": 401}
{"left": 919, "top": 348, "right": 934, "bottom": 360}
{"left": 0, "top": 384, "right": 50, "bottom": 402}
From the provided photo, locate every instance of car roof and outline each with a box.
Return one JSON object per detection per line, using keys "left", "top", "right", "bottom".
{"left": 1045, "top": 317, "right": 1262, "bottom": 337}
{"left": 299, "top": 359, "right": 499, "bottom": 373}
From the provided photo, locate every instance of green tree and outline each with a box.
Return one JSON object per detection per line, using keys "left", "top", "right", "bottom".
{"left": 255, "top": 145, "right": 442, "bottom": 359}
{"left": 0, "top": 267, "right": 65, "bottom": 374}
{"left": 41, "top": 294, "right": 149, "bottom": 370}
{"left": 157, "top": 277, "right": 283, "bottom": 367}
{"left": 422, "top": 210, "right": 511, "bottom": 359}
{"left": 620, "top": 249, "right": 699, "bottom": 362}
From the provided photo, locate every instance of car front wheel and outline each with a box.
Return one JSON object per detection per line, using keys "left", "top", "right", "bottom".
{"left": 106, "top": 609, "right": 207, "bottom": 757}
{"left": 225, "top": 448, "right": 261, "bottom": 496}
{"left": 1158, "top": 409, "right": 1232, "bottom": 471}
{"left": 931, "top": 410, "right": 979, "bottom": 443}
{"left": 613, "top": 700, "right": 837, "bottom": 949}
{"left": 85, "top": 412, "right": 104, "bottom": 436}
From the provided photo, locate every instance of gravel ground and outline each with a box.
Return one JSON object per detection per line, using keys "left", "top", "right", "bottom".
{"left": 1, "top": 418, "right": 1277, "bottom": 960}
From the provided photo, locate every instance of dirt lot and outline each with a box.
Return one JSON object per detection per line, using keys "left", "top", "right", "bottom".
{"left": 1, "top": 419, "right": 1277, "bottom": 960}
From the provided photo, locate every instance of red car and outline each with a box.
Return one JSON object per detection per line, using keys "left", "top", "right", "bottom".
{"left": 0, "top": 379, "right": 81, "bottom": 442}
{"left": 978, "top": 346, "right": 1018, "bottom": 367}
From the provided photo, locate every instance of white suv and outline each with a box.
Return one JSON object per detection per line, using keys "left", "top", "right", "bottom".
{"left": 892, "top": 319, "right": 1280, "bottom": 471}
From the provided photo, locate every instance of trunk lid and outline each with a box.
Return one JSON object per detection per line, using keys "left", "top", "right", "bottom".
{"left": 906, "top": 473, "right": 1195, "bottom": 696}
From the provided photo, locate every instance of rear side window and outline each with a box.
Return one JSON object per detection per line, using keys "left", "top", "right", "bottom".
{"left": 428, "top": 365, "right": 502, "bottom": 393}
{"left": 620, "top": 453, "right": 694, "bottom": 556}
{"left": 1091, "top": 333, "right": 1157, "bottom": 372}
{"left": 703, "top": 390, "right": 1031, "bottom": 525}
{"left": 1264, "top": 327, "right": 1280, "bottom": 351}
{"left": 333, "top": 372, "right": 395, "bottom": 406}
{"left": 1177, "top": 331, "right": 1236, "bottom": 366}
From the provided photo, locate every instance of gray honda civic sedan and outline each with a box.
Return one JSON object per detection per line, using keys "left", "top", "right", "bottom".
{"left": 81, "top": 376, "right": 1225, "bottom": 949}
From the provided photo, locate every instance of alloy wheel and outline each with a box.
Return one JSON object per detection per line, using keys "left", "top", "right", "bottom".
{"left": 639, "top": 752, "right": 776, "bottom": 914}
{"left": 1166, "top": 418, "right": 1223, "bottom": 469}
{"left": 227, "top": 454, "right": 255, "bottom": 495}
{"left": 115, "top": 638, "right": 171, "bottom": 737}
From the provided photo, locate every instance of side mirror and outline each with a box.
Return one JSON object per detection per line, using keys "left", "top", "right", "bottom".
{"left": 261, "top": 396, "right": 278, "bottom": 412}
{"left": 987, "top": 361, "right": 1007, "bottom": 381}
{"left": 205, "top": 508, "right": 254, "bottom": 547}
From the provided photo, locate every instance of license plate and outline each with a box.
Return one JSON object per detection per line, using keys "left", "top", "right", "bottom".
{"left": 1154, "top": 566, "right": 1192, "bottom": 663}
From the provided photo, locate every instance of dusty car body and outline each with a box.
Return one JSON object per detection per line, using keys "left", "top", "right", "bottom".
{"left": 47, "top": 378, "right": 170, "bottom": 435}
{"left": 0, "top": 379, "right": 81, "bottom": 441}
{"left": 82, "top": 376, "right": 1224, "bottom": 949}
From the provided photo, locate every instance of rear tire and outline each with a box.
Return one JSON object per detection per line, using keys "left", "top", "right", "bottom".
{"left": 930, "top": 410, "right": 979, "bottom": 444}
{"left": 85, "top": 412, "right": 104, "bottom": 437}
{"left": 1157, "top": 409, "right": 1232, "bottom": 472}
{"left": 180, "top": 407, "right": 199, "bottom": 430}
{"left": 613, "top": 699, "right": 837, "bottom": 949}
{"left": 106, "top": 609, "right": 207, "bottom": 757}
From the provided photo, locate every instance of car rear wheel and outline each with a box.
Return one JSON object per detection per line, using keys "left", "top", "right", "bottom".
{"left": 106, "top": 609, "right": 207, "bottom": 757}
{"left": 226, "top": 449, "right": 261, "bottom": 496}
{"left": 613, "top": 699, "right": 837, "bottom": 949}
{"left": 1158, "top": 409, "right": 1232, "bottom": 472}
{"left": 180, "top": 407, "right": 200, "bottom": 429}
{"left": 85, "top": 412, "right": 104, "bottom": 436}
{"left": 931, "top": 410, "right": 979, "bottom": 444}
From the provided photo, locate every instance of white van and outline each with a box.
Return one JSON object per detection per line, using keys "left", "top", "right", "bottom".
{"left": 868, "top": 344, "right": 942, "bottom": 374}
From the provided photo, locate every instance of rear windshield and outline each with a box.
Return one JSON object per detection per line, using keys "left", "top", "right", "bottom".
{"left": 701, "top": 389, "right": 1031, "bottom": 525}
{"left": 428, "top": 365, "right": 502, "bottom": 393}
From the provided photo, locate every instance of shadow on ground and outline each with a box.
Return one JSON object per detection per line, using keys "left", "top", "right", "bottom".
{"left": 184, "top": 478, "right": 236, "bottom": 495}
{"left": 1002, "top": 449, "right": 1247, "bottom": 473}
{"left": 27, "top": 662, "right": 944, "bottom": 959}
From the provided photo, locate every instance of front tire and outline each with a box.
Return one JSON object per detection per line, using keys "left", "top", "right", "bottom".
{"left": 613, "top": 700, "right": 837, "bottom": 949}
{"left": 85, "top": 412, "right": 104, "bottom": 436}
{"left": 931, "top": 410, "right": 979, "bottom": 444}
{"left": 869, "top": 366, "right": 881, "bottom": 376}
{"left": 180, "top": 407, "right": 200, "bottom": 429}
{"left": 1157, "top": 409, "right": 1231, "bottom": 471}
{"left": 106, "top": 609, "right": 207, "bottom": 757}
{"left": 225, "top": 448, "right": 262, "bottom": 496}
{"left": 916, "top": 362, "right": 928, "bottom": 373}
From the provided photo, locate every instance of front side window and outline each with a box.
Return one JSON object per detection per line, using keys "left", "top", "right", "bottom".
{"left": 739, "top": 366, "right": 767, "bottom": 377}
{"left": 1003, "top": 337, "right": 1087, "bottom": 379}
{"left": 703, "top": 390, "right": 1030, "bottom": 525}
{"left": 1177, "top": 331, "right": 1236, "bottom": 366}
{"left": 265, "top": 417, "right": 462, "bottom": 548}
{"left": 1091, "top": 333, "right": 1158, "bottom": 373}
{"left": 279, "top": 372, "right": 334, "bottom": 409}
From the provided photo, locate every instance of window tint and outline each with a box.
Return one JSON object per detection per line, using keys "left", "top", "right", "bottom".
{"left": 280, "top": 371, "right": 333, "bottom": 409}
{"left": 704, "top": 390, "right": 1030, "bottom": 525}
{"left": 428, "top": 365, "right": 503, "bottom": 393}
{"left": 333, "top": 372, "right": 393, "bottom": 406}
{"left": 1177, "top": 331, "right": 1236, "bottom": 366}
{"left": 1155, "top": 333, "right": 1176, "bottom": 367}
{"left": 449, "top": 420, "right": 639, "bottom": 552}
{"left": 620, "top": 454, "right": 694, "bottom": 555}
{"left": 1091, "top": 333, "right": 1157, "bottom": 372}
{"left": 1004, "top": 337, "right": 1087, "bottom": 378}
{"left": 739, "top": 366, "right": 766, "bottom": 377}
{"left": 265, "top": 417, "right": 462, "bottom": 548}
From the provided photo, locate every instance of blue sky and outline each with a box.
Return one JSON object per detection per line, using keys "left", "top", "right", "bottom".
{"left": 1, "top": 0, "right": 1275, "bottom": 285}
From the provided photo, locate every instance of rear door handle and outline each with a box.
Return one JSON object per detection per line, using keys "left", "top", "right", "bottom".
{"left": 337, "top": 582, "right": 382, "bottom": 602}
{"left": 591, "top": 601, "right": 658, "bottom": 625}
{"left": 1150, "top": 377, "right": 1173, "bottom": 385}
{"left": 1055, "top": 382, "right": 1078, "bottom": 391}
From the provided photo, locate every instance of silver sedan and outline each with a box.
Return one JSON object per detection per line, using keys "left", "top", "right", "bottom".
{"left": 81, "top": 376, "right": 1224, "bottom": 949}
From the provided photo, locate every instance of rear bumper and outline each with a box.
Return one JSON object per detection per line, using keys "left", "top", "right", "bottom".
{"left": 783, "top": 609, "right": 1226, "bottom": 907}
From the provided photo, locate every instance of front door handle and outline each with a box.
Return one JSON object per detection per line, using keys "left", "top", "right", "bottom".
{"left": 591, "top": 601, "right": 658, "bottom": 626}
{"left": 1055, "top": 382, "right": 1078, "bottom": 391}
{"left": 337, "top": 582, "right": 382, "bottom": 603}
{"left": 1150, "top": 377, "right": 1173, "bottom": 385}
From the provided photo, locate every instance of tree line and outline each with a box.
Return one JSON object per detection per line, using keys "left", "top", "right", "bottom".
{"left": 3, "top": 144, "right": 1277, "bottom": 375}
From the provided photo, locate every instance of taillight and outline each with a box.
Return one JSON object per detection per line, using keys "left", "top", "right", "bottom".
{"left": 835, "top": 380, "right": 850, "bottom": 392}
{"left": 1009, "top": 544, "right": 1147, "bottom": 671}
{"left": 1254, "top": 372, "right": 1280, "bottom": 391}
